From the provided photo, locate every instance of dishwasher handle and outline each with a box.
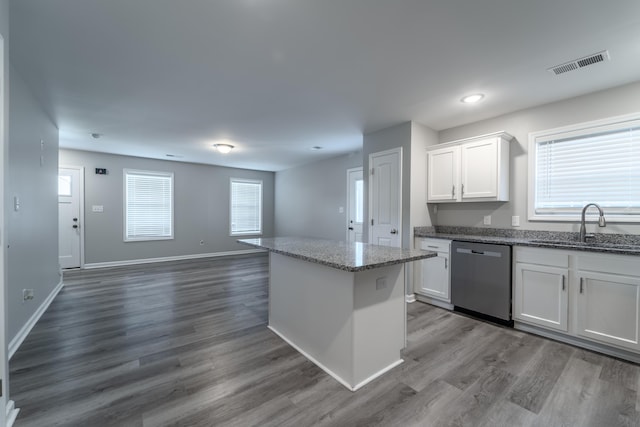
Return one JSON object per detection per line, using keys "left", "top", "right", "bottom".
{"left": 455, "top": 247, "right": 502, "bottom": 258}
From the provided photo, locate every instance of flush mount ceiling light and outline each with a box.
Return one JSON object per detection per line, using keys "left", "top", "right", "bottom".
{"left": 213, "top": 143, "right": 234, "bottom": 154}
{"left": 460, "top": 93, "right": 485, "bottom": 104}
{"left": 91, "top": 133, "right": 101, "bottom": 139}
{"left": 310, "top": 146, "right": 323, "bottom": 151}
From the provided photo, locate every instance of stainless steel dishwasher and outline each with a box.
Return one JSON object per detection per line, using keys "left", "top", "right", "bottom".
{"left": 451, "top": 241, "right": 512, "bottom": 324}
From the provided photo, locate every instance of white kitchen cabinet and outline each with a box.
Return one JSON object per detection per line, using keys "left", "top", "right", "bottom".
{"left": 514, "top": 263, "right": 569, "bottom": 332}
{"left": 426, "top": 146, "right": 459, "bottom": 202}
{"left": 426, "top": 132, "right": 512, "bottom": 203}
{"left": 575, "top": 254, "right": 640, "bottom": 352}
{"left": 513, "top": 247, "right": 569, "bottom": 332}
{"left": 416, "top": 238, "right": 451, "bottom": 302}
{"left": 514, "top": 246, "right": 640, "bottom": 359}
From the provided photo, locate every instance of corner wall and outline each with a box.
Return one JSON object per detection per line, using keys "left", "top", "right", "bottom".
{"left": 274, "top": 152, "right": 363, "bottom": 241}
{"left": 7, "top": 68, "right": 60, "bottom": 345}
{"left": 59, "top": 149, "right": 275, "bottom": 265}
{"left": 436, "top": 81, "right": 640, "bottom": 235}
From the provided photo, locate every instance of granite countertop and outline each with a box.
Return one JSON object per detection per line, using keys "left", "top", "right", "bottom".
{"left": 414, "top": 226, "right": 640, "bottom": 256}
{"left": 238, "top": 237, "right": 436, "bottom": 272}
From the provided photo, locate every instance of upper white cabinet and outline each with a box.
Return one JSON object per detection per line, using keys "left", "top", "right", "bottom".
{"left": 427, "top": 132, "right": 512, "bottom": 203}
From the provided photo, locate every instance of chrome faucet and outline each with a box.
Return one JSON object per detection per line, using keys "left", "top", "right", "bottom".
{"left": 579, "top": 203, "right": 606, "bottom": 242}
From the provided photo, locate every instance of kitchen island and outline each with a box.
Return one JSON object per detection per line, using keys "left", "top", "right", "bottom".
{"left": 238, "top": 237, "right": 435, "bottom": 391}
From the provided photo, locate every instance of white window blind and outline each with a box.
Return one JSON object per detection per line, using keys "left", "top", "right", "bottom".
{"left": 124, "top": 170, "right": 174, "bottom": 241}
{"left": 531, "top": 118, "right": 640, "bottom": 219}
{"left": 230, "top": 179, "right": 262, "bottom": 235}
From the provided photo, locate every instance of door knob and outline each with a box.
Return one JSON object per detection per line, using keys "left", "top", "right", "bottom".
{"left": 348, "top": 227, "right": 354, "bottom": 230}
{"left": 73, "top": 218, "right": 78, "bottom": 222}
{"left": 72, "top": 225, "right": 78, "bottom": 229}
{"left": 390, "top": 229, "right": 398, "bottom": 234}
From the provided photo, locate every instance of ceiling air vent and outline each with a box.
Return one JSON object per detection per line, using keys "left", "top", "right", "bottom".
{"left": 548, "top": 50, "right": 610, "bottom": 75}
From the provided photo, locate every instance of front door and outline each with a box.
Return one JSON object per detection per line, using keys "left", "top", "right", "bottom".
{"left": 58, "top": 167, "right": 82, "bottom": 269}
{"left": 346, "top": 167, "right": 364, "bottom": 242}
{"left": 369, "top": 148, "right": 402, "bottom": 247}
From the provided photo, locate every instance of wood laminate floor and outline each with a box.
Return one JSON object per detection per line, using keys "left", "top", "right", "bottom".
{"left": 9, "top": 254, "right": 640, "bottom": 426}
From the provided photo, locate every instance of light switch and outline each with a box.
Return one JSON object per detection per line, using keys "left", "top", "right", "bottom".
{"left": 338, "top": 206, "right": 344, "bottom": 214}
{"left": 92, "top": 205, "right": 104, "bottom": 213}
{"left": 483, "top": 215, "right": 491, "bottom": 225}
{"left": 376, "top": 277, "right": 387, "bottom": 290}
{"left": 512, "top": 216, "right": 520, "bottom": 227}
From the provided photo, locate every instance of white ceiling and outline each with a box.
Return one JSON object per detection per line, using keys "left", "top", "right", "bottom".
{"left": 10, "top": 0, "right": 640, "bottom": 171}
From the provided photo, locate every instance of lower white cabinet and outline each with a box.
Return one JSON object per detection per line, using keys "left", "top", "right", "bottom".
{"left": 514, "top": 263, "right": 568, "bottom": 332}
{"left": 514, "top": 246, "right": 640, "bottom": 354}
{"left": 415, "top": 238, "right": 451, "bottom": 303}
{"left": 576, "top": 270, "right": 640, "bottom": 352}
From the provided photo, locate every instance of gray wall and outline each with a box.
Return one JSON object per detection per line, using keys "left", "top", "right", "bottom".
{"left": 59, "top": 149, "right": 275, "bottom": 264}
{"left": 274, "top": 151, "right": 362, "bottom": 241}
{"left": 436, "top": 81, "right": 640, "bottom": 235}
{"left": 1, "top": 0, "right": 9, "bottom": 404}
{"left": 7, "top": 68, "right": 60, "bottom": 341}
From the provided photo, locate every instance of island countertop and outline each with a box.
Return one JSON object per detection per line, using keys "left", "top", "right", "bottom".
{"left": 238, "top": 237, "right": 436, "bottom": 272}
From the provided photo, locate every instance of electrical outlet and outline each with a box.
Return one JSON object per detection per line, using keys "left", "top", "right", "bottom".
{"left": 483, "top": 215, "right": 491, "bottom": 226}
{"left": 512, "top": 216, "right": 520, "bottom": 227}
{"left": 376, "top": 277, "right": 387, "bottom": 290}
{"left": 23, "top": 289, "right": 34, "bottom": 302}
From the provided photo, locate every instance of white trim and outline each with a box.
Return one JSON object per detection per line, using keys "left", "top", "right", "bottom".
{"left": 59, "top": 165, "right": 85, "bottom": 268}
{"left": 514, "top": 321, "right": 640, "bottom": 365}
{"left": 268, "top": 325, "right": 403, "bottom": 392}
{"left": 6, "top": 400, "right": 19, "bottom": 427}
{"left": 405, "top": 293, "right": 416, "bottom": 303}
{"left": 83, "top": 249, "right": 265, "bottom": 270}
{"left": 9, "top": 279, "right": 64, "bottom": 360}
{"left": 346, "top": 167, "right": 363, "bottom": 242}
{"left": 415, "top": 294, "right": 455, "bottom": 311}
{"left": 368, "top": 147, "right": 403, "bottom": 246}
{"left": 528, "top": 112, "right": 640, "bottom": 223}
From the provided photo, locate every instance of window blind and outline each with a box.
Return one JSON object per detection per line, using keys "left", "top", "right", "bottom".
{"left": 231, "top": 179, "right": 262, "bottom": 235}
{"left": 125, "top": 170, "right": 173, "bottom": 241}
{"left": 534, "top": 125, "right": 640, "bottom": 216}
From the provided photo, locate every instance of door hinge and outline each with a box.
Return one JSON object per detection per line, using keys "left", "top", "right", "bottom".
{"left": 370, "top": 168, "right": 374, "bottom": 176}
{"left": 371, "top": 219, "right": 374, "bottom": 226}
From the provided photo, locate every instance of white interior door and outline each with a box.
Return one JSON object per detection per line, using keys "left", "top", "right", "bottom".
{"left": 58, "top": 167, "right": 83, "bottom": 269}
{"left": 346, "top": 167, "right": 364, "bottom": 242}
{"left": 369, "top": 148, "right": 402, "bottom": 247}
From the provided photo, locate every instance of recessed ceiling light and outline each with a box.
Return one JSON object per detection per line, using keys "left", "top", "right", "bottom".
{"left": 310, "top": 146, "right": 323, "bottom": 151}
{"left": 91, "top": 133, "right": 101, "bottom": 139}
{"left": 213, "top": 143, "right": 234, "bottom": 154}
{"left": 165, "top": 154, "right": 183, "bottom": 158}
{"left": 460, "top": 94, "right": 485, "bottom": 104}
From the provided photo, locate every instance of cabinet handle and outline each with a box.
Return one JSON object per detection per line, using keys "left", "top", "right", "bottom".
{"left": 444, "top": 258, "right": 448, "bottom": 269}
{"left": 579, "top": 277, "right": 584, "bottom": 294}
{"left": 461, "top": 184, "right": 465, "bottom": 196}
{"left": 452, "top": 185, "right": 455, "bottom": 198}
{"left": 426, "top": 245, "right": 439, "bottom": 249}
{"left": 561, "top": 275, "right": 565, "bottom": 291}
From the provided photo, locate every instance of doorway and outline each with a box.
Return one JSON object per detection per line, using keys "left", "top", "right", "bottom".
{"left": 346, "top": 167, "right": 363, "bottom": 242}
{"left": 58, "top": 167, "right": 84, "bottom": 269}
{"left": 368, "top": 148, "right": 402, "bottom": 247}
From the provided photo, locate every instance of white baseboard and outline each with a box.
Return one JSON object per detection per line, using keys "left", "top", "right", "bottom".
{"left": 405, "top": 293, "right": 416, "bottom": 303}
{"left": 6, "top": 399, "right": 19, "bottom": 427}
{"left": 9, "top": 279, "right": 64, "bottom": 360}
{"left": 415, "top": 293, "right": 454, "bottom": 311}
{"left": 83, "top": 249, "right": 266, "bottom": 269}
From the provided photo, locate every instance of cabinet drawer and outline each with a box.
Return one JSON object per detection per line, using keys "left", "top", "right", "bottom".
{"left": 419, "top": 238, "right": 451, "bottom": 253}
{"left": 514, "top": 246, "right": 569, "bottom": 268}
{"left": 577, "top": 253, "right": 640, "bottom": 276}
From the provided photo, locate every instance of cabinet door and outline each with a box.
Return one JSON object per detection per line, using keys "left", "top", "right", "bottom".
{"left": 419, "top": 253, "right": 450, "bottom": 301}
{"left": 514, "top": 263, "right": 568, "bottom": 332}
{"left": 576, "top": 272, "right": 640, "bottom": 351}
{"left": 427, "top": 147, "right": 459, "bottom": 202}
{"left": 460, "top": 138, "right": 497, "bottom": 200}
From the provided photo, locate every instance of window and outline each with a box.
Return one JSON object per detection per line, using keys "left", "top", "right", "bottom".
{"left": 230, "top": 178, "right": 262, "bottom": 235}
{"left": 529, "top": 113, "right": 640, "bottom": 222}
{"left": 124, "top": 169, "right": 174, "bottom": 241}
